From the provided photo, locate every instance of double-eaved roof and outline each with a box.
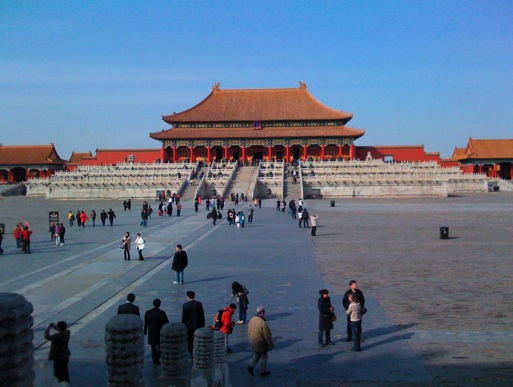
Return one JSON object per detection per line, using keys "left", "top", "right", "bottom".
{"left": 0, "top": 144, "right": 66, "bottom": 166}
{"left": 151, "top": 82, "right": 365, "bottom": 141}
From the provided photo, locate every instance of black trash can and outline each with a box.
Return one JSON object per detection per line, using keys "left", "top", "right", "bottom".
{"left": 330, "top": 200, "right": 335, "bottom": 207}
{"left": 440, "top": 227, "right": 449, "bottom": 239}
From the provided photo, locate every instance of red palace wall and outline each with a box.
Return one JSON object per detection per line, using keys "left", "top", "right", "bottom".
{"left": 355, "top": 146, "right": 441, "bottom": 163}
{"left": 79, "top": 149, "right": 161, "bottom": 166}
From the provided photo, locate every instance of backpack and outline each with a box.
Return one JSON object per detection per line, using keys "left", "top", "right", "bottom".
{"left": 211, "top": 308, "right": 225, "bottom": 330}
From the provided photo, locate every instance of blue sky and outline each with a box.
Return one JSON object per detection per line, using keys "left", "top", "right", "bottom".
{"left": 1, "top": 0, "right": 512, "bottom": 159}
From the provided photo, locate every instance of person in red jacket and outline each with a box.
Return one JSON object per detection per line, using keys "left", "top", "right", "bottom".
{"left": 13, "top": 224, "right": 23, "bottom": 248}
{"left": 220, "top": 303, "right": 237, "bottom": 353}
{"left": 79, "top": 211, "right": 88, "bottom": 227}
{"left": 22, "top": 225, "right": 32, "bottom": 254}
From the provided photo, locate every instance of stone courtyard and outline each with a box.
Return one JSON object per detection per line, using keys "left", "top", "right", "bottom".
{"left": 0, "top": 192, "right": 512, "bottom": 386}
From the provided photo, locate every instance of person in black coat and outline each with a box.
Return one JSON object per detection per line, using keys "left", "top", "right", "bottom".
{"left": 100, "top": 210, "right": 107, "bottom": 226}
{"left": 181, "top": 291, "right": 205, "bottom": 355}
{"left": 318, "top": 289, "right": 335, "bottom": 347}
{"left": 144, "top": 299, "right": 169, "bottom": 365}
{"left": 342, "top": 280, "right": 365, "bottom": 342}
{"left": 172, "top": 244, "right": 188, "bottom": 284}
{"left": 117, "top": 293, "right": 140, "bottom": 316}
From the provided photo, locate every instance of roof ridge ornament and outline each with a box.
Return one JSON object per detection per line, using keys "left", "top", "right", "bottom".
{"left": 213, "top": 82, "right": 221, "bottom": 92}
{"left": 299, "top": 81, "right": 307, "bottom": 89}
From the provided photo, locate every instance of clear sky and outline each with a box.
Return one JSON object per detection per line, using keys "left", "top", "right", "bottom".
{"left": 1, "top": 1, "right": 512, "bottom": 159}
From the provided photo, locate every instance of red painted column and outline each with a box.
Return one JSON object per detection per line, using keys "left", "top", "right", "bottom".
{"left": 189, "top": 146, "right": 195, "bottom": 162}
{"left": 224, "top": 146, "right": 229, "bottom": 159}
{"left": 285, "top": 145, "right": 290, "bottom": 163}
{"left": 268, "top": 145, "right": 272, "bottom": 161}
{"left": 338, "top": 144, "right": 343, "bottom": 157}
{"left": 350, "top": 144, "right": 356, "bottom": 160}
{"left": 207, "top": 146, "right": 211, "bottom": 162}
{"left": 303, "top": 144, "right": 308, "bottom": 161}
{"left": 321, "top": 144, "right": 325, "bottom": 160}
{"left": 160, "top": 145, "right": 165, "bottom": 163}
{"left": 242, "top": 146, "right": 246, "bottom": 163}
{"left": 172, "top": 146, "right": 177, "bottom": 163}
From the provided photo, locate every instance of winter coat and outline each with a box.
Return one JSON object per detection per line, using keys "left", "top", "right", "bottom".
{"left": 318, "top": 296, "right": 334, "bottom": 331}
{"left": 219, "top": 306, "right": 236, "bottom": 335}
{"left": 172, "top": 250, "right": 188, "bottom": 271}
{"left": 248, "top": 315, "right": 274, "bottom": 352}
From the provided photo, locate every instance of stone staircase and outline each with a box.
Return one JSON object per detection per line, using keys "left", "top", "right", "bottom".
{"left": 284, "top": 165, "right": 303, "bottom": 200}
{"left": 226, "top": 166, "right": 258, "bottom": 199}
{"left": 180, "top": 165, "right": 209, "bottom": 201}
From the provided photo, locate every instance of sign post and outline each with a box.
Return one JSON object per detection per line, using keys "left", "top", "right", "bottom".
{"left": 49, "top": 211, "right": 59, "bottom": 231}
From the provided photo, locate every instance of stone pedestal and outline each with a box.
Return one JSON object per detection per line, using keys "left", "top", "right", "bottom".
{"left": 105, "top": 314, "right": 144, "bottom": 387}
{"left": 159, "top": 322, "right": 189, "bottom": 387}
{"left": 0, "top": 293, "right": 35, "bottom": 386}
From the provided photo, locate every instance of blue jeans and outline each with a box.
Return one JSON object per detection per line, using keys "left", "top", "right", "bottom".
{"left": 351, "top": 320, "right": 362, "bottom": 351}
{"left": 239, "top": 308, "right": 247, "bottom": 322}
{"left": 176, "top": 271, "right": 184, "bottom": 284}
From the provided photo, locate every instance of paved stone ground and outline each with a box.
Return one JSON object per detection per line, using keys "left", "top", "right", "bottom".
{"left": 0, "top": 193, "right": 512, "bottom": 386}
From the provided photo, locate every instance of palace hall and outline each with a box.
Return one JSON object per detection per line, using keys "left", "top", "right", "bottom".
{"left": 150, "top": 82, "right": 365, "bottom": 163}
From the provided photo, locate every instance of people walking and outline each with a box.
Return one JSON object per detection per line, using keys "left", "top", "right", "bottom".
{"left": 122, "top": 232, "right": 131, "bottom": 261}
{"left": 172, "top": 244, "right": 188, "bottom": 284}
{"left": 211, "top": 208, "right": 218, "bottom": 226}
{"left": 79, "top": 211, "right": 88, "bottom": 227}
{"left": 176, "top": 202, "right": 182, "bottom": 217}
{"left": 247, "top": 306, "right": 274, "bottom": 377}
{"left": 107, "top": 209, "right": 116, "bottom": 226}
{"left": 134, "top": 233, "right": 145, "bottom": 261}
{"left": 100, "top": 210, "right": 107, "bottom": 226}
{"left": 144, "top": 299, "right": 169, "bottom": 365}
{"left": 318, "top": 289, "right": 335, "bottom": 347}
{"left": 44, "top": 321, "right": 71, "bottom": 385}
{"left": 90, "top": 210, "right": 96, "bottom": 227}
{"left": 182, "top": 291, "right": 205, "bottom": 356}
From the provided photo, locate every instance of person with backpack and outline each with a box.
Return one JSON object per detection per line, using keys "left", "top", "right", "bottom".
{"left": 231, "top": 281, "right": 249, "bottom": 324}
{"left": 212, "top": 303, "right": 237, "bottom": 353}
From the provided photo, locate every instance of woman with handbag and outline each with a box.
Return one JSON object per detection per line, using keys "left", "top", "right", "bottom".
{"left": 318, "top": 289, "right": 335, "bottom": 347}
{"left": 122, "top": 232, "right": 131, "bottom": 261}
{"left": 135, "top": 233, "right": 145, "bottom": 261}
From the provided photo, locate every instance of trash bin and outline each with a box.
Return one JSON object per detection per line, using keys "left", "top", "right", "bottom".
{"left": 330, "top": 200, "right": 335, "bottom": 207}
{"left": 440, "top": 227, "right": 449, "bottom": 239}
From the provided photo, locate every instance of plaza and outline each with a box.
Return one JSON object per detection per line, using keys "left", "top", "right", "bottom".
{"left": 0, "top": 193, "right": 512, "bottom": 386}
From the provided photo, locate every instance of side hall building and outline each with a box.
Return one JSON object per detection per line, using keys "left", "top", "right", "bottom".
{"left": 0, "top": 144, "right": 66, "bottom": 184}
{"left": 150, "top": 82, "right": 365, "bottom": 163}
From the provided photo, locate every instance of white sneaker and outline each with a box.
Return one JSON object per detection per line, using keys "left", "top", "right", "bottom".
{"left": 173, "top": 281, "right": 179, "bottom": 284}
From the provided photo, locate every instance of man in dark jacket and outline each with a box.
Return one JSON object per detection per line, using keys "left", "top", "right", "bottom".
{"left": 342, "top": 280, "right": 365, "bottom": 342}
{"left": 182, "top": 291, "right": 205, "bottom": 355}
{"left": 107, "top": 208, "right": 116, "bottom": 226}
{"left": 144, "top": 299, "right": 169, "bottom": 365}
{"left": 100, "top": 210, "right": 107, "bottom": 226}
{"left": 117, "top": 293, "right": 140, "bottom": 316}
{"left": 172, "top": 244, "right": 188, "bottom": 284}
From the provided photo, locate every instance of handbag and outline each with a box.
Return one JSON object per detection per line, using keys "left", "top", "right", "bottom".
{"left": 332, "top": 313, "right": 337, "bottom": 322}
{"left": 361, "top": 306, "right": 368, "bottom": 315}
